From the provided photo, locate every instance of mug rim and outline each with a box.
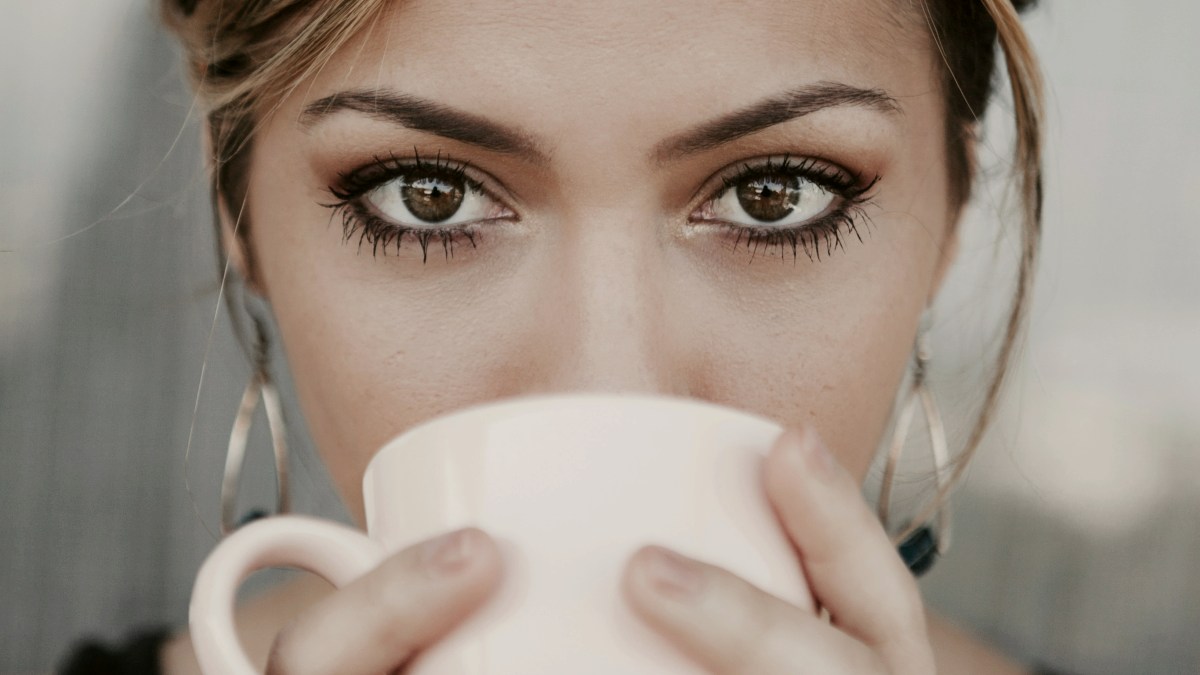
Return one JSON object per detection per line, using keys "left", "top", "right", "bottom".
{"left": 362, "top": 392, "right": 783, "bottom": 481}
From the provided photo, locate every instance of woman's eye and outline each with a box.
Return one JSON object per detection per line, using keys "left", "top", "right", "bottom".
{"left": 702, "top": 172, "right": 836, "bottom": 227}
{"left": 363, "top": 168, "right": 504, "bottom": 227}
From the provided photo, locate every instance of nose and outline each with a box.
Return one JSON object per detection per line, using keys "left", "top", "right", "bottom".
{"left": 524, "top": 207, "right": 687, "bottom": 397}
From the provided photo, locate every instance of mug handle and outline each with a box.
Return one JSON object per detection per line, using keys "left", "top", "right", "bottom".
{"left": 189, "top": 515, "right": 385, "bottom": 675}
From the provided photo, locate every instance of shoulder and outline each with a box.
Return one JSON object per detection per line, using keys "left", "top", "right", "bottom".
{"left": 58, "top": 627, "right": 173, "bottom": 675}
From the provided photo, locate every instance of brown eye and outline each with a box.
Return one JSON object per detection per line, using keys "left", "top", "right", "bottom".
{"left": 736, "top": 175, "right": 801, "bottom": 222}
{"left": 698, "top": 165, "right": 836, "bottom": 228}
{"left": 362, "top": 164, "right": 507, "bottom": 228}
{"left": 402, "top": 174, "right": 465, "bottom": 223}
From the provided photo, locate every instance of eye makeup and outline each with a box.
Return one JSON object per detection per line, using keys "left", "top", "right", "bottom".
{"left": 323, "top": 149, "right": 517, "bottom": 263}
{"left": 690, "top": 154, "right": 880, "bottom": 262}
{"left": 322, "top": 149, "right": 879, "bottom": 264}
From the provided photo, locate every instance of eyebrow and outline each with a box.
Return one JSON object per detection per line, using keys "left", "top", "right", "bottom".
{"left": 301, "top": 81, "right": 899, "bottom": 167}
{"left": 652, "top": 81, "right": 901, "bottom": 163}
{"left": 301, "top": 90, "right": 550, "bottom": 164}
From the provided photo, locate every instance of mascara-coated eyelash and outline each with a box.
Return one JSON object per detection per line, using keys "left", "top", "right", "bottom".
{"left": 323, "top": 150, "right": 878, "bottom": 265}
{"left": 323, "top": 150, "right": 515, "bottom": 262}
{"left": 689, "top": 154, "right": 880, "bottom": 262}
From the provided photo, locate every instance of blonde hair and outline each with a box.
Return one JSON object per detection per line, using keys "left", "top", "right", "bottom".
{"left": 161, "top": 0, "right": 392, "bottom": 282}
{"left": 160, "top": 0, "right": 1045, "bottom": 524}
{"left": 911, "top": 0, "right": 1044, "bottom": 536}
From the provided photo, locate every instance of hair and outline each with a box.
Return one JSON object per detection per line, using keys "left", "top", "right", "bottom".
{"left": 160, "top": 0, "right": 1044, "bottom": 533}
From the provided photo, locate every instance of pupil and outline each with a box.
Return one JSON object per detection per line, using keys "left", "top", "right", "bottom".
{"left": 736, "top": 175, "right": 800, "bottom": 222}
{"left": 402, "top": 173, "right": 465, "bottom": 223}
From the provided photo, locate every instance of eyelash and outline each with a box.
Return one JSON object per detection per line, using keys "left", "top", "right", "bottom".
{"left": 325, "top": 150, "right": 499, "bottom": 263}
{"left": 705, "top": 155, "right": 880, "bottom": 262}
{"left": 322, "top": 151, "right": 879, "bottom": 263}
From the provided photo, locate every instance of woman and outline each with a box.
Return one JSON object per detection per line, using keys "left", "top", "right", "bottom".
{"left": 65, "top": 0, "right": 1050, "bottom": 672}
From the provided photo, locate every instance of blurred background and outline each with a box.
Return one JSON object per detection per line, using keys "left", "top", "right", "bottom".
{"left": 1, "top": 1, "right": 1197, "bottom": 673}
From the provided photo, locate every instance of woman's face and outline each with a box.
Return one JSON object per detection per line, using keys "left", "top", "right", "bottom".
{"left": 243, "top": 0, "right": 957, "bottom": 524}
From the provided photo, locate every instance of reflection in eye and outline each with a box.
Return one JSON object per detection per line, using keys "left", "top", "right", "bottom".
{"left": 715, "top": 173, "right": 836, "bottom": 225}
{"left": 325, "top": 152, "right": 515, "bottom": 262}
{"left": 690, "top": 155, "right": 880, "bottom": 262}
{"left": 364, "top": 168, "right": 495, "bottom": 226}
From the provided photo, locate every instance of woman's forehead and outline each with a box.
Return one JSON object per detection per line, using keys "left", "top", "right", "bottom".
{"left": 295, "top": 0, "right": 936, "bottom": 122}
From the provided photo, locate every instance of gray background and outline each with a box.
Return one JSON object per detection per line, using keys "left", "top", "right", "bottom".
{"left": 2, "top": 1, "right": 1197, "bottom": 673}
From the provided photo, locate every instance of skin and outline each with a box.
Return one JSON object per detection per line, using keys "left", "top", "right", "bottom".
{"left": 164, "top": 0, "right": 1032, "bottom": 672}
{"left": 255, "top": 0, "right": 947, "bottom": 527}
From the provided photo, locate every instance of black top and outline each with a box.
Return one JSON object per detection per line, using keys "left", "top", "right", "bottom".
{"left": 57, "top": 627, "right": 1076, "bottom": 674}
{"left": 58, "top": 628, "right": 169, "bottom": 675}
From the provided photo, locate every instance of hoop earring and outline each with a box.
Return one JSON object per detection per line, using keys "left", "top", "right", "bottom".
{"left": 879, "top": 316, "right": 952, "bottom": 576}
{"left": 220, "top": 318, "right": 290, "bottom": 535}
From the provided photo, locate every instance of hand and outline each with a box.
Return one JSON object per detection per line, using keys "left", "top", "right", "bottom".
{"left": 621, "top": 427, "right": 936, "bottom": 674}
{"left": 265, "top": 527, "right": 502, "bottom": 675}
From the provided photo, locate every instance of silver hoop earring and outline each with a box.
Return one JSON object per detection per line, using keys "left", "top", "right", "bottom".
{"left": 879, "top": 315, "right": 952, "bottom": 575}
{"left": 220, "top": 320, "right": 290, "bottom": 535}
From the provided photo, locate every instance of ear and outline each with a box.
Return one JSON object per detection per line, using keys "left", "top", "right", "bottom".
{"left": 202, "top": 123, "right": 264, "bottom": 296}
{"left": 216, "top": 192, "right": 257, "bottom": 290}
{"left": 928, "top": 215, "right": 960, "bottom": 306}
{"left": 927, "top": 122, "right": 978, "bottom": 304}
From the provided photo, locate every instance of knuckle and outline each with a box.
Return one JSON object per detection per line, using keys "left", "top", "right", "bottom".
{"left": 360, "top": 556, "right": 430, "bottom": 649}
{"left": 370, "top": 558, "right": 418, "bottom": 609}
{"left": 360, "top": 530, "right": 503, "bottom": 656}
{"left": 711, "top": 579, "right": 779, "bottom": 674}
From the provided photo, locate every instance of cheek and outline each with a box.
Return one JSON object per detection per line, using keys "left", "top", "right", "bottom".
{"left": 255, "top": 244, "right": 539, "bottom": 521}
{"left": 666, "top": 236, "right": 929, "bottom": 480}
{"left": 275, "top": 306, "right": 523, "bottom": 523}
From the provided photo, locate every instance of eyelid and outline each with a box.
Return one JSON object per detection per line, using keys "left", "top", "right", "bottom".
{"left": 327, "top": 151, "right": 872, "bottom": 230}
{"left": 328, "top": 151, "right": 522, "bottom": 219}
{"left": 688, "top": 154, "right": 859, "bottom": 205}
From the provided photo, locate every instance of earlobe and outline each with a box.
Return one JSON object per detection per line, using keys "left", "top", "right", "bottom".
{"left": 928, "top": 213, "right": 960, "bottom": 304}
{"left": 216, "top": 195, "right": 255, "bottom": 287}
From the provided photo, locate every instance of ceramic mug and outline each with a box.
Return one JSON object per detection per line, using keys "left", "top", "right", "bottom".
{"left": 190, "top": 393, "right": 814, "bottom": 674}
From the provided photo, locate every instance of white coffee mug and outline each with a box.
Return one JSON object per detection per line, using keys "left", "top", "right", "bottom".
{"left": 190, "top": 393, "right": 814, "bottom": 674}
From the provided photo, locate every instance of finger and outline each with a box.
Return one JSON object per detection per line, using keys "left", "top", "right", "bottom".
{"left": 266, "top": 527, "right": 502, "bottom": 675}
{"left": 622, "top": 545, "right": 884, "bottom": 675}
{"left": 762, "top": 427, "right": 932, "bottom": 667}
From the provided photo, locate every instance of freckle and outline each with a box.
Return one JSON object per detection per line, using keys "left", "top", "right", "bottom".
{"left": 822, "top": 384, "right": 835, "bottom": 392}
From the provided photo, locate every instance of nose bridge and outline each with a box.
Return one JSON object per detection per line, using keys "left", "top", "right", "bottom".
{"left": 537, "top": 206, "right": 679, "bottom": 395}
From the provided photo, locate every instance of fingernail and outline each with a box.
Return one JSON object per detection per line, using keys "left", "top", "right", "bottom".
{"left": 422, "top": 529, "right": 476, "bottom": 576}
{"left": 641, "top": 546, "right": 704, "bottom": 600}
